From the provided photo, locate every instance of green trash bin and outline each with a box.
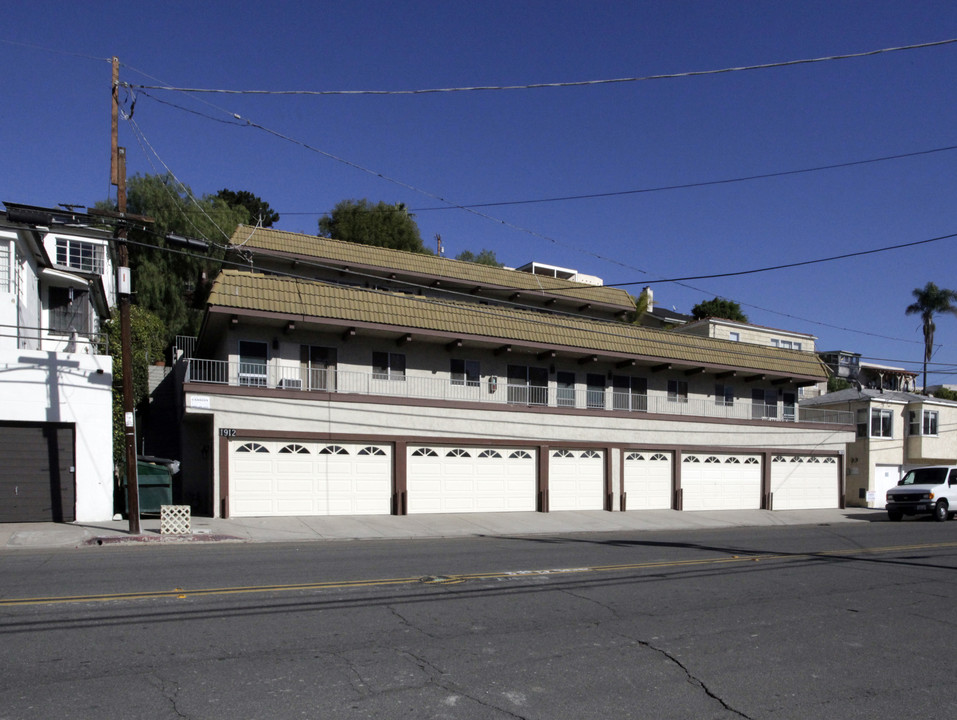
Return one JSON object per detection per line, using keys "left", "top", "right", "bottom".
{"left": 126, "top": 460, "right": 173, "bottom": 515}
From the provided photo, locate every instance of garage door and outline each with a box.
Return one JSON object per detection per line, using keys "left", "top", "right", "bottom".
{"left": 623, "top": 451, "right": 673, "bottom": 510}
{"left": 874, "top": 464, "right": 902, "bottom": 509}
{"left": 681, "top": 453, "right": 761, "bottom": 511}
{"left": 228, "top": 440, "right": 392, "bottom": 517}
{"left": 0, "top": 422, "right": 75, "bottom": 523}
{"left": 770, "top": 455, "right": 839, "bottom": 510}
{"left": 407, "top": 446, "right": 536, "bottom": 513}
{"left": 549, "top": 449, "right": 605, "bottom": 511}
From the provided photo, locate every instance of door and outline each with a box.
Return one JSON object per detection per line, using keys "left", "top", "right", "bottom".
{"left": 681, "top": 453, "right": 762, "bottom": 511}
{"left": 229, "top": 440, "right": 392, "bottom": 517}
{"left": 0, "top": 422, "right": 75, "bottom": 522}
{"left": 407, "top": 445, "right": 536, "bottom": 513}
{"left": 623, "top": 451, "right": 672, "bottom": 509}
{"left": 549, "top": 449, "right": 605, "bottom": 510}
{"left": 770, "top": 455, "right": 840, "bottom": 510}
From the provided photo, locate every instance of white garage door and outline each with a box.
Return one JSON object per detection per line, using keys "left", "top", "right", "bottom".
{"left": 623, "top": 451, "right": 673, "bottom": 510}
{"left": 681, "top": 453, "right": 762, "bottom": 511}
{"left": 770, "top": 455, "right": 839, "bottom": 510}
{"left": 549, "top": 449, "right": 605, "bottom": 511}
{"left": 407, "top": 446, "right": 536, "bottom": 513}
{"left": 874, "top": 464, "right": 902, "bottom": 509}
{"left": 229, "top": 440, "right": 392, "bottom": 517}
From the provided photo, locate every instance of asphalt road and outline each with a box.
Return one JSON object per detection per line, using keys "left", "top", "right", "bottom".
{"left": 2, "top": 519, "right": 957, "bottom": 719}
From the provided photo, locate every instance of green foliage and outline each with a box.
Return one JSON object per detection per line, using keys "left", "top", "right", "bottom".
{"left": 104, "top": 305, "right": 167, "bottom": 470}
{"left": 933, "top": 387, "right": 957, "bottom": 401}
{"left": 455, "top": 248, "right": 503, "bottom": 267}
{"left": 691, "top": 297, "right": 748, "bottom": 323}
{"left": 319, "top": 199, "right": 430, "bottom": 254}
{"left": 627, "top": 288, "right": 651, "bottom": 325}
{"left": 99, "top": 174, "right": 249, "bottom": 342}
{"left": 905, "top": 281, "right": 957, "bottom": 391}
{"left": 216, "top": 189, "right": 279, "bottom": 227}
{"left": 827, "top": 376, "right": 852, "bottom": 393}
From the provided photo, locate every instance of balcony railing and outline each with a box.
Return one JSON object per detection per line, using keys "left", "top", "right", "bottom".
{"left": 185, "top": 358, "right": 852, "bottom": 425}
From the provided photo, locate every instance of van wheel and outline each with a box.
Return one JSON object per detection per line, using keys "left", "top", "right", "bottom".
{"left": 934, "top": 501, "right": 949, "bottom": 522}
{"left": 888, "top": 510, "right": 903, "bottom": 522}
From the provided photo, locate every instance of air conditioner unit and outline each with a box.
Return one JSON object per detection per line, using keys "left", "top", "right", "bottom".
{"left": 279, "top": 378, "right": 302, "bottom": 390}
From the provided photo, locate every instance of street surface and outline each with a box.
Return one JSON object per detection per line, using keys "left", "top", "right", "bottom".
{"left": 2, "top": 519, "right": 957, "bottom": 719}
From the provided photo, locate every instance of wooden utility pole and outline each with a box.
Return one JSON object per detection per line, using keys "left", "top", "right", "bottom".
{"left": 112, "top": 56, "right": 140, "bottom": 533}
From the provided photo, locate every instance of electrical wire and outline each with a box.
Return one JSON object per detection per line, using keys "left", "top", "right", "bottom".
{"left": 122, "top": 39, "right": 957, "bottom": 96}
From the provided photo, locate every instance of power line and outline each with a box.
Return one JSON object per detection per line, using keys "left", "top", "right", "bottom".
{"left": 607, "top": 232, "right": 957, "bottom": 287}
{"left": 122, "top": 38, "right": 957, "bottom": 96}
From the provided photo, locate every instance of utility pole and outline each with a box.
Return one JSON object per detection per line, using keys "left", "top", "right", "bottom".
{"left": 112, "top": 56, "right": 140, "bottom": 534}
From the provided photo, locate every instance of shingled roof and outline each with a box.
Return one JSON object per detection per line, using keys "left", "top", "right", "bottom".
{"left": 207, "top": 270, "right": 828, "bottom": 380}
{"left": 228, "top": 225, "right": 636, "bottom": 310}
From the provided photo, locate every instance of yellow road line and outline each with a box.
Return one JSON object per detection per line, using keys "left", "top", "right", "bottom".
{"left": 2, "top": 540, "right": 955, "bottom": 608}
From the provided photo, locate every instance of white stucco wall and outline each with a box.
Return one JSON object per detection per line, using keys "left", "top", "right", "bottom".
{"left": 185, "top": 389, "right": 853, "bottom": 516}
{"left": 0, "top": 348, "right": 114, "bottom": 521}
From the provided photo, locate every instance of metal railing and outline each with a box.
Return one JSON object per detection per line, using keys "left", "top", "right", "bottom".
{"left": 184, "top": 358, "right": 853, "bottom": 426}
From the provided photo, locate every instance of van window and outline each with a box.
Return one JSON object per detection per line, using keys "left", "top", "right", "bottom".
{"left": 900, "top": 467, "right": 949, "bottom": 485}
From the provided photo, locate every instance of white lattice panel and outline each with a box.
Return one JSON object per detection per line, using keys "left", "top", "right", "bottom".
{"left": 160, "top": 505, "right": 191, "bottom": 535}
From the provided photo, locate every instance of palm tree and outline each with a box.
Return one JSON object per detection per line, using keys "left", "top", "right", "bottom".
{"left": 905, "top": 282, "right": 957, "bottom": 392}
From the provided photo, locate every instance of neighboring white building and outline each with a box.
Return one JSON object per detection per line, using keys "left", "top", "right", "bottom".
{"left": 0, "top": 204, "right": 115, "bottom": 522}
{"left": 173, "top": 226, "right": 855, "bottom": 519}
{"left": 802, "top": 388, "right": 957, "bottom": 508}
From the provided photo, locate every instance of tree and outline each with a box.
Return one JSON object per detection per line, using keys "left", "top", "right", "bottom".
{"left": 319, "top": 199, "right": 430, "bottom": 254}
{"left": 905, "top": 281, "right": 957, "bottom": 392}
{"left": 98, "top": 174, "right": 249, "bottom": 343}
{"left": 455, "top": 248, "right": 503, "bottom": 267}
{"left": 217, "top": 189, "right": 279, "bottom": 227}
{"left": 691, "top": 297, "right": 748, "bottom": 323}
{"left": 104, "top": 304, "right": 166, "bottom": 473}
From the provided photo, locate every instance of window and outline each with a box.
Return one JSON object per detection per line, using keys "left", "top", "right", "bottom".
{"left": 751, "top": 388, "right": 777, "bottom": 419}
{"left": 507, "top": 364, "right": 548, "bottom": 405}
{"left": 667, "top": 380, "right": 688, "bottom": 403}
{"left": 586, "top": 373, "right": 605, "bottom": 409}
{"left": 373, "top": 351, "right": 406, "bottom": 381}
{"left": 771, "top": 338, "right": 801, "bottom": 351}
{"left": 909, "top": 409, "right": 939, "bottom": 436}
{"left": 556, "top": 371, "right": 576, "bottom": 407}
{"left": 55, "top": 237, "right": 104, "bottom": 274}
{"left": 0, "top": 239, "right": 10, "bottom": 293}
{"left": 866, "top": 408, "right": 894, "bottom": 438}
{"left": 302, "top": 346, "right": 336, "bottom": 390}
{"left": 613, "top": 375, "right": 647, "bottom": 411}
{"left": 729, "top": 332, "right": 740, "bottom": 342}
{"left": 49, "top": 286, "right": 91, "bottom": 335}
{"left": 451, "top": 358, "right": 480, "bottom": 387}
{"left": 715, "top": 383, "right": 734, "bottom": 407}
{"left": 239, "top": 340, "right": 268, "bottom": 387}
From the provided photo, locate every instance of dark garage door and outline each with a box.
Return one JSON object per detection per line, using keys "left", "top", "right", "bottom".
{"left": 0, "top": 422, "right": 76, "bottom": 522}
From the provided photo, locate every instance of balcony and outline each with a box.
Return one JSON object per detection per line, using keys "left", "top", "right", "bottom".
{"left": 185, "top": 358, "right": 853, "bottom": 426}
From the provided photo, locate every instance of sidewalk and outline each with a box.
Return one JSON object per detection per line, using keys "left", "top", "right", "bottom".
{"left": 0, "top": 508, "right": 887, "bottom": 550}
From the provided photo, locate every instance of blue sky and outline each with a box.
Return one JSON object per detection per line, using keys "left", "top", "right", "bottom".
{"left": 3, "top": 1, "right": 957, "bottom": 383}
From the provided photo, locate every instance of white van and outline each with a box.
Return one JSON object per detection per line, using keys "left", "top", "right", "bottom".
{"left": 886, "top": 466, "right": 957, "bottom": 522}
